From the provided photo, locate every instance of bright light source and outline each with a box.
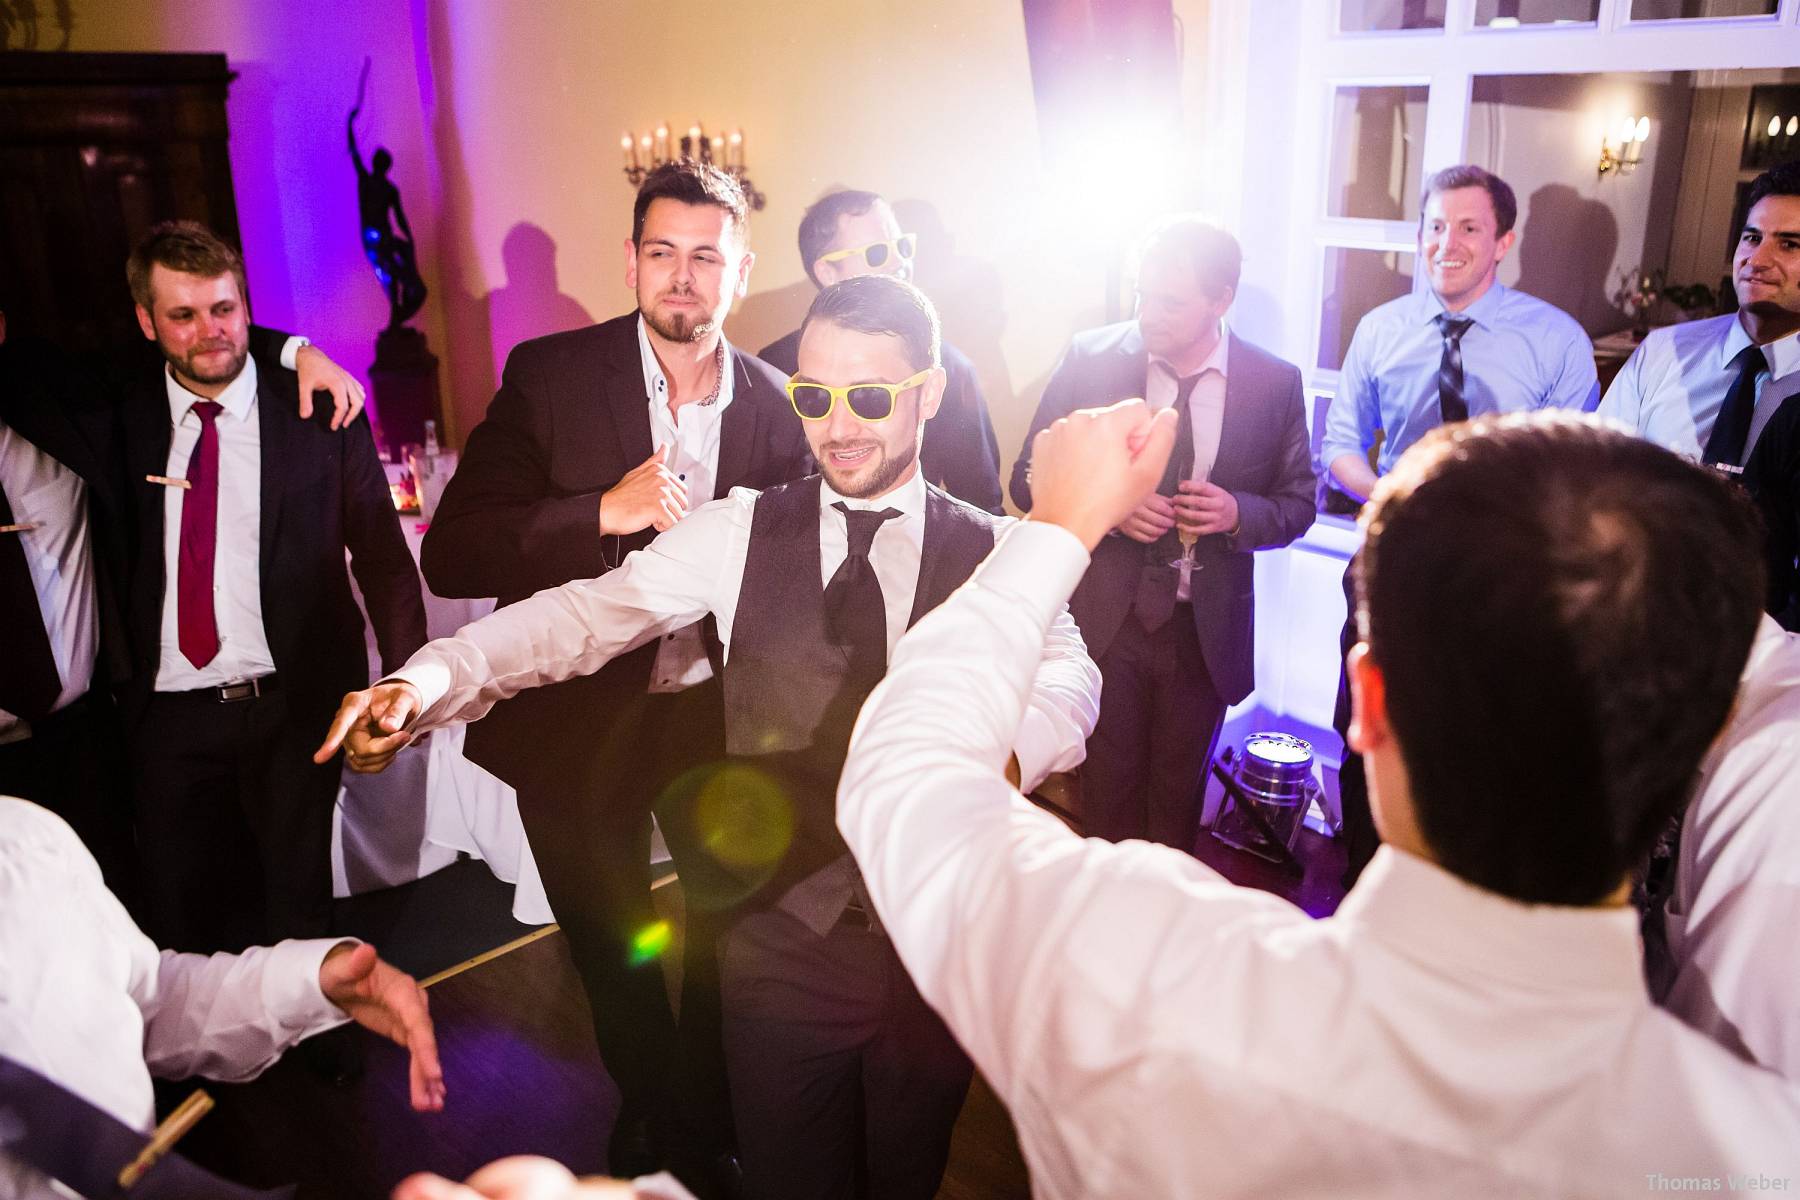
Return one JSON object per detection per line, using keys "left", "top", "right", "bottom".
{"left": 1788, "top": 116, "right": 1798, "bottom": 137}
{"left": 1771, "top": 115, "right": 1783, "bottom": 138}
{"left": 1633, "top": 116, "right": 1650, "bottom": 143}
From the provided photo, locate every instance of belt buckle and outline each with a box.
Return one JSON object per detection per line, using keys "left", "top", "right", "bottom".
{"left": 217, "top": 679, "right": 260, "bottom": 703}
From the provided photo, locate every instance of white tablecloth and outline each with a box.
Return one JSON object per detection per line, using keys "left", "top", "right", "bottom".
{"left": 331, "top": 513, "right": 557, "bottom": 923}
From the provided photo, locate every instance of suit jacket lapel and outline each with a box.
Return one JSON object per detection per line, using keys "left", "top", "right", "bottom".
{"left": 256, "top": 371, "right": 287, "bottom": 595}
{"left": 714, "top": 348, "right": 759, "bottom": 495}
{"left": 601, "top": 330, "right": 656, "bottom": 470}
{"left": 1208, "top": 333, "right": 1257, "bottom": 491}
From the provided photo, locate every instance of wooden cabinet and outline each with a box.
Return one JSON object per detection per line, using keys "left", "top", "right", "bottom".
{"left": 0, "top": 52, "right": 241, "bottom": 352}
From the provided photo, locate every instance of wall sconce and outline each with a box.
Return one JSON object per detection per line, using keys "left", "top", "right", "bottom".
{"left": 620, "top": 121, "right": 766, "bottom": 210}
{"left": 1598, "top": 115, "right": 1650, "bottom": 178}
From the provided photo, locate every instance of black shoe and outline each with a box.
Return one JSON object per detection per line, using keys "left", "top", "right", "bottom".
{"left": 608, "top": 1112, "right": 662, "bottom": 1177}
{"left": 298, "top": 1025, "right": 364, "bottom": 1088}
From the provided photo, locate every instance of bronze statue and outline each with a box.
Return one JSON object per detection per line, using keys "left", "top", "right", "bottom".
{"left": 349, "top": 60, "right": 427, "bottom": 330}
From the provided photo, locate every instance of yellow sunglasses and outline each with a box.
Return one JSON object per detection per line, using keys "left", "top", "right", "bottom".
{"left": 786, "top": 368, "right": 934, "bottom": 423}
{"left": 815, "top": 233, "right": 918, "bottom": 272}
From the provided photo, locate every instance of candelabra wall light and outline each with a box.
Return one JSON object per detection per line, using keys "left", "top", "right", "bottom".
{"left": 1598, "top": 115, "right": 1650, "bottom": 178}
{"left": 621, "top": 122, "right": 766, "bottom": 210}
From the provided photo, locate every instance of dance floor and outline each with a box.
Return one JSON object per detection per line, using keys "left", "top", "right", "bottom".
{"left": 166, "top": 823, "right": 1346, "bottom": 1197}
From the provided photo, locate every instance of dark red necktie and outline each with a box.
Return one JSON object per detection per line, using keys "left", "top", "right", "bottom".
{"left": 177, "top": 400, "right": 222, "bottom": 668}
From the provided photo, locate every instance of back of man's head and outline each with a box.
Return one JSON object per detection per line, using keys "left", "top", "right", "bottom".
{"left": 1357, "top": 413, "right": 1764, "bottom": 906}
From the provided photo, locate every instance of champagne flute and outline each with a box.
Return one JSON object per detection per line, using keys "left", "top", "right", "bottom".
{"left": 1166, "top": 456, "right": 1205, "bottom": 575}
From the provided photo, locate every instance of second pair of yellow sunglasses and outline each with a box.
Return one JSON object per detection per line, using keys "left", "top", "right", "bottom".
{"left": 786, "top": 368, "right": 934, "bottom": 422}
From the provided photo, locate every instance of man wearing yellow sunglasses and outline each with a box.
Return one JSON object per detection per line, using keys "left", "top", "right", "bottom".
{"left": 759, "top": 189, "right": 1005, "bottom": 514}
{"left": 318, "top": 274, "right": 1099, "bottom": 1200}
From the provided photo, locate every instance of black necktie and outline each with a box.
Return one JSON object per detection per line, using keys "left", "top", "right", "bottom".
{"left": 0, "top": 478, "right": 61, "bottom": 721}
{"left": 1132, "top": 375, "right": 1201, "bottom": 633}
{"left": 1702, "top": 345, "right": 1769, "bottom": 469}
{"left": 0, "top": 1054, "right": 295, "bottom": 1199}
{"left": 1435, "top": 314, "right": 1474, "bottom": 426}
{"left": 826, "top": 502, "right": 902, "bottom": 688}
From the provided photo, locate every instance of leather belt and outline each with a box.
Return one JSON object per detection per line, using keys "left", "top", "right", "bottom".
{"left": 162, "top": 674, "right": 280, "bottom": 704}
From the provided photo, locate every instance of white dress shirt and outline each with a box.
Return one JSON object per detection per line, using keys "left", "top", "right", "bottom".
{"left": 1147, "top": 325, "right": 1228, "bottom": 602}
{"left": 636, "top": 317, "right": 737, "bottom": 693}
{"left": 835, "top": 521, "right": 1800, "bottom": 1199}
{"left": 0, "top": 426, "right": 96, "bottom": 736}
{"left": 1599, "top": 315, "right": 1800, "bottom": 466}
{"left": 155, "top": 357, "right": 277, "bottom": 690}
{"left": 0, "top": 797, "right": 347, "bottom": 1200}
{"left": 388, "top": 468, "right": 1096, "bottom": 793}
{"left": 1659, "top": 616, "right": 1800, "bottom": 1080}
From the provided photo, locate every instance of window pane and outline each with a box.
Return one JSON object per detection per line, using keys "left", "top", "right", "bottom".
{"left": 1473, "top": 0, "right": 1600, "bottom": 25}
{"left": 1318, "top": 248, "right": 1415, "bottom": 371}
{"left": 1327, "top": 86, "right": 1428, "bottom": 221}
{"left": 1338, "top": 0, "right": 1447, "bottom": 32}
{"left": 1629, "top": 0, "right": 1777, "bottom": 18}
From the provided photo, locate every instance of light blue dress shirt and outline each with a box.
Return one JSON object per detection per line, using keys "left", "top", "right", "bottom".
{"left": 1598, "top": 314, "right": 1800, "bottom": 467}
{"left": 1322, "top": 282, "right": 1598, "bottom": 479}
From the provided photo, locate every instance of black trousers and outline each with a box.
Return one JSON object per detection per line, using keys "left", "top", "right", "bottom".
{"left": 719, "top": 906, "right": 972, "bottom": 1200}
{"left": 1084, "top": 603, "right": 1228, "bottom": 851}
{"left": 513, "top": 680, "right": 732, "bottom": 1158}
{"left": 1334, "top": 556, "right": 1381, "bottom": 888}
{"left": 130, "top": 684, "right": 339, "bottom": 954}
{"left": 0, "top": 689, "right": 138, "bottom": 910}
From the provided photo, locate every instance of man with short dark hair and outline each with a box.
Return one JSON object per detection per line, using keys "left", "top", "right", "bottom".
{"left": 839, "top": 407, "right": 1800, "bottom": 1196}
{"left": 117, "top": 220, "right": 425, "bottom": 964}
{"left": 412, "top": 160, "right": 810, "bottom": 1180}
{"left": 758, "top": 189, "right": 1004, "bottom": 512}
{"left": 1322, "top": 163, "right": 1598, "bottom": 887}
{"left": 321, "top": 274, "right": 1099, "bottom": 1200}
{"left": 1602, "top": 161, "right": 1800, "bottom": 629}
{"left": 1010, "top": 216, "right": 1315, "bottom": 851}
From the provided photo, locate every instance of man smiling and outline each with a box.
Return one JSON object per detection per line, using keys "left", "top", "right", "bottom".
{"left": 1320, "top": 164, "right": 1597, "bottom": 888}
{"left": 320, "top": 275, "right": 1099, "bottom": 1200}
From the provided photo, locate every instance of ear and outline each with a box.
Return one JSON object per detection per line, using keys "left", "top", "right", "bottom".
{"left": 917, "top": 366, "right": 947, "bottom": 423}
{"left": 135, "top": 304, "right": 157, "bottom": 342}
{"left": 734, "top": 248, "right": 756, "bottom": 299}
{"left": 1346, "top": 642, "right": 1389, "bottom": 756}
{"left": 813, "top": 255, "right": 844, "bottom": 287}
{"left": 1493, "top": 228, "right": 1518, "bottom": 264}
{"left": 623, "top": 236, "right": 640, "bottom": 290}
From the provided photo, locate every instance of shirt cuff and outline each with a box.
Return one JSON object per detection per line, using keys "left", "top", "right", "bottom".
{"left": 381, "top": 663, "right": 452, "bottom": 725}
{"left": 279, "top": 336, "right": 310, "bottom": 372}
{"left": 981, "top": 521, "right": 1090, "bottom": 622}
{"left": 262, "top": 937, "right": 356, "bottom": 1036}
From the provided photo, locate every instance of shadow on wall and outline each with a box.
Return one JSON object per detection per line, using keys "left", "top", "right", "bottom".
{"left": 731, "top": 278, "right": 816, "bottom": 364}
{"left": 488, "top": 222, "right": 595, "bottom": 372}
{"left": 423, "top": 0, "right": 494, "bottom": 446}
{"left": 0, "top": 0, "right": 72, "bottom": 49}
{"left": 1514, "top": 183, "right": 1627, "bottom": 336}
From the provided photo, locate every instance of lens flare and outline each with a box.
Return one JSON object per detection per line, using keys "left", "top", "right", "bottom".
{"left": 630, "top": 920, "right": 672, "bottom": 966}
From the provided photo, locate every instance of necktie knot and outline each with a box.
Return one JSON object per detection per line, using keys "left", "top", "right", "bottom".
{"left": 1735, "top": 344, "right": 1770, "bottom": 379}
{"left": 190, "top": 399, "right": 222, "bottom": 427}
{"left": 834, "top": 502, "right": 901, "bottom": 559}
{"left": 1703, "top": 343, "right": 1773, "bottom": 468}
{"left": 1434, "top": 313, "right": 1474, "bottom": 347}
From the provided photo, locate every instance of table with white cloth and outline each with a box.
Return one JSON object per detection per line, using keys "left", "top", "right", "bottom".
{"left": 330, "top": 514, "right": 560, "bottom": 922}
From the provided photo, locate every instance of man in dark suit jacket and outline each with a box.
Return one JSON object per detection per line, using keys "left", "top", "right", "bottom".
{"left": 758, "top": 189, "right": 1003, "bottom": 513}
{"left": 416, "top": 161, "right": 810, "bottom": 1182}
{"left": 113, "top": 221, "right": 424, "bottom": 960}
{"left": 1012, "top": 218, "right": 1316, "bottom": 852}
{"left": 0, "top": 306, "right": 363, "bottom": 911}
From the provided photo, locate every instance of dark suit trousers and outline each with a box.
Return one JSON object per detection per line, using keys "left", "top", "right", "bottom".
{"left": 719, "top": 906, "right": 972, "bottom": 1200}
{"left": 516, "top": 679, "right": 732, "bottom": 1153}
{"left": 131, "top": 685, "right": 339, "bottom": 954}
{"left": 1333, "top": 557, "right": 1381, "bottom": 888}
{"left": 0, "top": 689, "right": 137, "bottom": 911}
{"left": 1084, "top": 603, "right": 1226, "bottom": 851}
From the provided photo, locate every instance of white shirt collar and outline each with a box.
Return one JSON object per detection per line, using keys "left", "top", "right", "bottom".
{"left": 164, "top": 353, "right": 258, "bottom": 425}
{"left": 820, "top": 463, "right": 928, "bottom": 520}
{"left": 1335, "top": 846, "right": 1647, "bottom": 997}
{"left": 1149, "top": 321, "right": 1230, "bottom": 382}
{"left": 636, "top": 316, "right": 735, "bottom": 414}
{"left": 1722, "top": 316, "right": 1800, "bottom": 381}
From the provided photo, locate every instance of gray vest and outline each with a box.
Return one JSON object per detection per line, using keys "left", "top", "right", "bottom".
{"left": 724, "top": 474, "right": 1001, "bottom": 930}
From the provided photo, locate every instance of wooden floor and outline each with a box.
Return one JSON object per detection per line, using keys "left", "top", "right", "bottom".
{"left": 174, "top": 824, "right": 1347, "bottom": 1198}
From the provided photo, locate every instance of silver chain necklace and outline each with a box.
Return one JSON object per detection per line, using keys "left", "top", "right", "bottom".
{"left": 697, "top": 338, "right": 726, "bottom": 407}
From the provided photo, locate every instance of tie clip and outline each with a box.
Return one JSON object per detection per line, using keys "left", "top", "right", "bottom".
{"left": 146, "top": 474, "right": 192, "bottom": 489}
{"left": 0, "top": 522, "right": 39, "bottom": 534}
